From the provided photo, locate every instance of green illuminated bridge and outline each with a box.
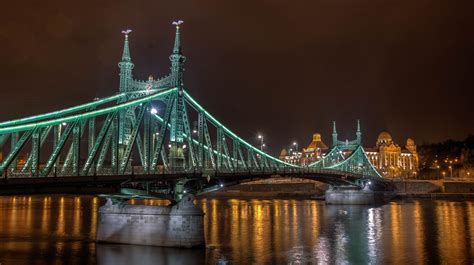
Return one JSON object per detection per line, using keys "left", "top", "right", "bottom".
{"left": 0, "top": 22, "right": 388, "bottom": 201}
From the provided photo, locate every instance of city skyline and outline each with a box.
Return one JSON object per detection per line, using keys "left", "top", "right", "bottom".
{"left": 1, "top": 1, "right": 473, "bottom": 156}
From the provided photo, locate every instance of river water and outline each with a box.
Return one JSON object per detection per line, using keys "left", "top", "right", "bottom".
{"left": 0, "top": 195, "right": 473, "bottom": 264}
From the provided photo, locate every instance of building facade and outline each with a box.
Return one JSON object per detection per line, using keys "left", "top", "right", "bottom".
{"left": 279, "top": 125, "right": 419, "bottom": 178}
{"left": 365, "top": 132, "right": 419, "bottom": 178}
{"left": 279, "top": 149, "right": 302, "bottom": 165}
{"left": 301, "top": 133, "right": 329, "bottom": 166}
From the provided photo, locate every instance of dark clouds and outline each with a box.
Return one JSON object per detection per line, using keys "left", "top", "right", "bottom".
{"left": 0, "top": 0, "right": 473, "bottom": 155}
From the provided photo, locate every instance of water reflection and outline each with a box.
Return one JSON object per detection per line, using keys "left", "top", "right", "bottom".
{"left": 0, "top": 196, "right": 473, "bottom": 264}
{"left": 96, "top": 244, "right": 205, "bottom": 265}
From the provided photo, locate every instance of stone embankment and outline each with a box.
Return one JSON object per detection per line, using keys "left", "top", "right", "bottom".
{"left": 393, "top": 179, "right": 474, "bottom": 199}
{"left": 202, "top": 178, "right": 474, "bottom": 200}
{"left": 200, "top": 178, "right": 328, "bottom": 198}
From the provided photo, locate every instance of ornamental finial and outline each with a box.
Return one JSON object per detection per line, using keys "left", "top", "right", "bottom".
{"left": 121, "top": 29, "right": 132, "bottom": 37}
{"left": 171, "top": 20, "right": 184, "bottom": 54}
{"left": 172, "top": 20, "right": 184, "bottom": 28}
{"left": 120, "top": 29, "right": 132, "bottom": 62}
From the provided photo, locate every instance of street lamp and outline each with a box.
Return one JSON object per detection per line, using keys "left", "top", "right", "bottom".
{"left": 448, "top": 166, "right": 453, "bottom": 178}
{"left": 258, "top": 134, "right": 264, "bottom": 151}
{"left": 293, "top": 142, "right": 298, "bottom": 152}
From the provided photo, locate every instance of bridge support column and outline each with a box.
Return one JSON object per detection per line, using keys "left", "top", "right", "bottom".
{"left": 97, "top": 194, "right": 204, "bottom": 248}
{"left": 325, "top": 185, "right": 392, "bottom": 205}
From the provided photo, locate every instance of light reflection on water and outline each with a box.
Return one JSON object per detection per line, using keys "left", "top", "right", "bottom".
{"left": 0, "top": 195, "right": 473, "bottom": 264}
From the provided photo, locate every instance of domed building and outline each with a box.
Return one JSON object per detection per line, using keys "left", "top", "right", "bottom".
{"left": 376, "top": 131, "right": 393, "bottom": 146}
{"left": 279, "top": 147, "right": 303, "bottom": 165}
{"left": 366, "top": 131, "right": 419, "bottom": 178}
{"left": 301, "top": 133, "right": 329, "bottom": 165}
{"left": 279, "top": 148, "right": 288, "bottom": 159}
{"left": 279, "top": 133, "right": 329, "bottom": 166}
{"left": 279, "top": 122, "right": 419, "bottom": 178}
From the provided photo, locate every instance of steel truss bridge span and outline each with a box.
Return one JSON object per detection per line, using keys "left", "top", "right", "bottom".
{"left": 0, "top": 21, "right": 385, "bottom": 201}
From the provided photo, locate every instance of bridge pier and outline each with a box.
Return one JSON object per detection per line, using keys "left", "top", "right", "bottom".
{"left": 325, "top": 185, "right": 393, "bottom": 205}
{"left": 96, "top": 194, "right": 204, "bottom": 248}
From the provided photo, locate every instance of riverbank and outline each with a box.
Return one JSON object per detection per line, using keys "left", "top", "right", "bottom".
{"left": 200, "top": 178, "right": 474, "bottom": 200}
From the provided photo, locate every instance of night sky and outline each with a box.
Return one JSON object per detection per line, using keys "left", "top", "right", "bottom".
{"left": 1, "top": 1, "right": 473, "bottom": 155}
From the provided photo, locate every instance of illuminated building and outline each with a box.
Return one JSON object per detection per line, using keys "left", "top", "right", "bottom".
{"left": 365, "top": 132, "right": 419, "bottom": 178}
{"left": 279, "top": 133, "right": 329, "bottom": 165}
{"left": 279, "top": 124, "right": 419, "bottom": 178}
{"left": 301, "top": 133, "right": 329, "bottom": 166}
{"left": 279, "top": 148, "right": 302, "bottom": 165}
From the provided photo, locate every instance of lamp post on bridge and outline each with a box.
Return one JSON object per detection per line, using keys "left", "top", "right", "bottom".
{"left": 258, "top": 134, "right": 265, "bottom": 151}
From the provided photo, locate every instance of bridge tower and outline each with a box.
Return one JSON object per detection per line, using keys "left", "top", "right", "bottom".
{"left": 118, "top": 30, "right": 135, "bottom": 157}
{"left": 168, "top": 21, "right": 186, "bottom": 173}
{"left": 332, "top": 121, "right": 338, "bottom": 147}
{"left": 331, "top": 120, "right": 362, "bottom": 150}
{"left": 356, "top": 119, "right": 362, "bottom": 145}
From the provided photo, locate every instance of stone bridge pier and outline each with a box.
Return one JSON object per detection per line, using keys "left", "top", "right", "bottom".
{"left": 96, "top": 194, "right": 205, "bottom": 248}
{"left": 325, "top": 181, "right": 395, "bottom": 205}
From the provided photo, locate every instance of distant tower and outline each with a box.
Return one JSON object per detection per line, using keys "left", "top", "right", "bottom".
{"left": 332, "top": 121, "right": 338, "bottom": 147}
{"left": 356, "top": 119, "right": 362, "bottom": 145}
{"left": 118, "top": 29, "right": 135, "bottom": 145}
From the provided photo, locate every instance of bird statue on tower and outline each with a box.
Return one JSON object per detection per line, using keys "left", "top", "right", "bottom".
{"left": 172, "top": 20, "right": 184, "bottom": 28}
{"left": 121, "top": 29, "right": 132, "bottom": 36}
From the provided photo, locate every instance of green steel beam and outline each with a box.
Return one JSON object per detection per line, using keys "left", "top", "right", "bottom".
{"left": 182, "top": 104, "right": 196, "bottom": 168}
{"left": 95, "top": 128, "right": 112, "bottom": 173}
{"left": 216, "top": 127, "right": 223, "bottom": 169}
{"left": 53, "top": 124, "right": 61, "bottom": 168}
{"left": 202, "top": 118, "right": 216, "bottom": 170}
{"left": 72, "top": 122, "right": 81, "bottom": 176}
{"left": 198, "top": 112, "right": 204, "bottom": 168}
{"left": 221, "top": 134, "right": 232, "bottom": 170}
{"left": 111, "top": 116, "right": 119, "bottom": 173}
{"left": 20, "top": 126, "right": 51, "bottom": 173}
{"left": 81, "top": 112, "right": 117, "bottom": 176}
{"left": 88, "top": 117, "right": 95, "bottom": 155}
{"left": 0, "top": 134, "right": 8, "bottom": 149}
{"left": 161, "top": 148, "right": 169, "bottom": 172}
{"left": 10, "top": 132, "right": 19, "bottom": 169}
{"left": 119, "top": 105, "right": 146, "bottom": 174}
{"left": 183, "top": 90, "right": 296, "bottom": 168}
{"left": 0, "top": 88, "right": 177, "bottom": 134}
{"left": 0, "top": 130, "right": 35, "bottom": 173}
{"left": 150, "top": 95, "right": 176, "bottom": 171}
{"left": 60, "top": 120, "right": 86, "bottom": 175}
{"left": 41, "top": 121, "right": 78, "bottom": 177}
{"left": 136, "top": 134, "right": 145, "bottom": 168}
{"left": 0, "top": 93, "right": 125, "bottom": 128}
{"left": 31, "top": 129, "right": 43, "bottom": 175}
{"left": 237, "top": 142, "right": 248, "bottom": 170}
{"left": 143, "top": 107, "right": 151, "bottom": 173}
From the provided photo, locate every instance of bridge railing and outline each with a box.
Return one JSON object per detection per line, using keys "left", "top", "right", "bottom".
{"left": 2, "top": 164, "right": 369, "bottom": 179}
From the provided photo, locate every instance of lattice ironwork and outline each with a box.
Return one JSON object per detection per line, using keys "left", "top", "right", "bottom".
{"left": 0, "top": 21, "right": 385, "bottom": 201}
